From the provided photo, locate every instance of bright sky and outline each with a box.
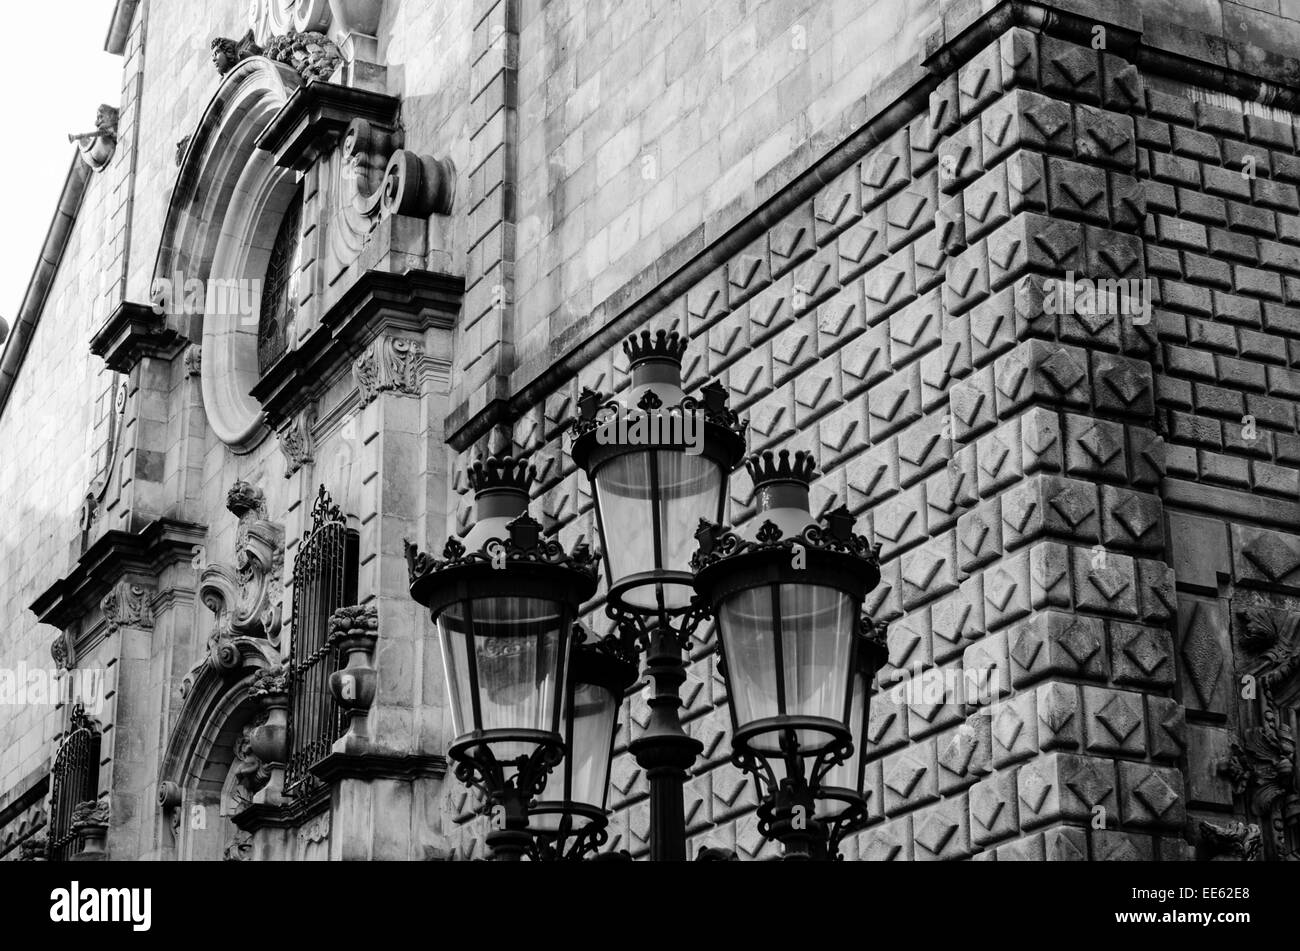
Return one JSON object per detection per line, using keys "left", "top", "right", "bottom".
{"left": 0, "top": 1, "right": 122, "bottom": 353}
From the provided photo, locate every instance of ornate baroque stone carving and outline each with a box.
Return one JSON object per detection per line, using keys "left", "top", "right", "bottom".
{"left": 67, "top": 106, "right": 119, "bottom": 172}
{"left": 1199, "top": 819, "right": 1262, "bottom": 861}
{"left": 198, "top": 481, "right": 286, "bottom": 672}
{"left": 353, "top": 335, "right": 423, "bottom": 406}
{"left": 223, "top": 829, "right": 253, "bottom": 861}
{"left": 1218, "top": 605, "right": 1300, "bottom": 860}
{"left": 264, "top": 31, "right": 343, "bottom": 81}
{"left": 100, "top": 581, "right": 156, "bottom": 634}
{"left": 330, "top": 118, "right": 456, "bottom": 271}
{"left": 277, "top": 410, "right": 315, "bottom": 476}
{"left": 50, "top": 629, "right": 73, "bottom": 670}
{"left": 184, "top": 344, "right": 202, "bottom": 377}
{"left": 212, "top": 26, "right": 341, "bottom": 83}
{"left": 211, "top": 30, "right": 263, "bottom": 76}
{"left": 229, "top": 719, "right": 271, "bottom": 813}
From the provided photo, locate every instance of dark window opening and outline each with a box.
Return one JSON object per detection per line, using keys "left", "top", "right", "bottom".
{"left": 257, "top": 187, "right": 304, "bottom": 375}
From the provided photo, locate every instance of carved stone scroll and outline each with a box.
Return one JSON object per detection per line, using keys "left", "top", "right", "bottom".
{"left": 198, "top": 481, "right": 286, "bottom": 672}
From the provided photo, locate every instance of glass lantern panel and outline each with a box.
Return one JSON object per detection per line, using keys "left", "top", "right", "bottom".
{"left": 718, "top": 586, "right": 780, "bottom": 727}
{"left": 437, "top": 597, "right": 567, "bottom": 762}
{"left": 595, "top": 446, "right": 723, "bottom": 611}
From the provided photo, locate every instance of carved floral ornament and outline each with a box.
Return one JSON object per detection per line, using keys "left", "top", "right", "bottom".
{"left": 214, "top": 1, "right": 387, "bottom": 79}
{"left": 353, "top": 334, "right": 424, "bottom": 407}
{"left": 100, "top": 581, "right": 156, "bottom": 635}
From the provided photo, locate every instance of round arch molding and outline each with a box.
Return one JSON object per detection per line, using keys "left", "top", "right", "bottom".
{"left": 154, "top": 58, "right": 305, "bottom": 454}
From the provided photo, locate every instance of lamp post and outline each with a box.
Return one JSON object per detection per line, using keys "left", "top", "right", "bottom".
{"left": 407, "top": 456, "right": 598, "bottom": 861}
{"left": 413, "top": 328, "right": 884, "bottom": 861}
{"left": 568, "top": 329, "right": 747, "bottom": 861}
{"left": 692, "top": 449, "right": 883, "bottom": 860}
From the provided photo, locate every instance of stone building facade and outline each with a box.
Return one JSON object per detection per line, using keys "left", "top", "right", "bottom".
{"left": 1, "top": 0, "right": 1300, "bottom": 861}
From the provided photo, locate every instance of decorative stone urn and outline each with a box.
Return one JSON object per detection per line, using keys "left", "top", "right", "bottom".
{"left": 328, "top": 604, "right": 379, "bottom": 751}
{"left": 70, "top": 800, "right": 110, "bottom": 860}
{"left": 248, "top": 665, "right": 291, "bottom": 805}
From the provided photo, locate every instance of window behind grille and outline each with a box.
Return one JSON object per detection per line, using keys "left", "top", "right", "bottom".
{"left": 284, "top": 485, "right": 359, "bottom": 799}
{"left": 257, "top": 186, "right": 303, "bottom": 375}
{"left": 47, "top": 706, "right": 102, "bottom": 861}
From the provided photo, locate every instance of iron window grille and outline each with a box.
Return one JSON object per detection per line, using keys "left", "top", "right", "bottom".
{"left": 284, "top": 485, "right": 359, "bottom": 799}
{"left": 47, "top": 706, "right": 102, "bottom": 861}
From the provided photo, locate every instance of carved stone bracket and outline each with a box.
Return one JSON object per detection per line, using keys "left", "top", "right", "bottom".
{"left": 277, "top": 410, "right": 315, "bottom": 477}
{"left": 68, "top": 105, "right": 119, "bottom": 172}
{"left": 332, "top": 117, "right": 456, "bottom": 271}
{"left": 353, "top": 335, "right": 423, "bottom": 407}
{"left": 100, "top": 581, "right": 156, "bottom": 634}
{"left": 50, "top": 629, "right": 74, "bottom": 671}
{"left": 198, "top": 481, "right": 286, "bottom": 669}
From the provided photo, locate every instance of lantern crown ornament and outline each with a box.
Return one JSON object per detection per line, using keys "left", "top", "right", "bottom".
{"left": 623, "top": 328, "right": 689, "bottom": 367}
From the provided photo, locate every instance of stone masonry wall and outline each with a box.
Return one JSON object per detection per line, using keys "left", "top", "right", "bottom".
{"left": 442, "top": 3, "right": 1300, "bottom": 859}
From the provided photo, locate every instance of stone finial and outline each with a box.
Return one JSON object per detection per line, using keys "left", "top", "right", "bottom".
{"left": 68, "top": 105, "right": 119, "bottom": 172}
{"left": 226, "top": 479, "right": 266, "bottom": 519}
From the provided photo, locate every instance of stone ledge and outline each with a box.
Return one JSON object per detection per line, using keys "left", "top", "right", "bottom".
{"left": 257, "top": 79, "right": 402, "bottom": 171}
{"left": 89, "top": 301, "right": 186, "bottom": 374}
{"left": 251, "top": 268, "right": 463, "bottom": 429}
{"left": 310, "top": 750, "right": 448, "bottom": 784}
{"left": 30, "top": 518, "right": 206, "bottom": 633}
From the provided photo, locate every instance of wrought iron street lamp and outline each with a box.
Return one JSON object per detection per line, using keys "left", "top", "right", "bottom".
{"left": 529, "top": 629, "right": 639, "bottom": 860}
{"left": 569, "top": 328, "right": 747, "bottom": 861}
{"left": 692, "top": 449, "right": 883, "bottom": 860}
{"left": 407, "top": 456, "right": 598, "bottom": 861}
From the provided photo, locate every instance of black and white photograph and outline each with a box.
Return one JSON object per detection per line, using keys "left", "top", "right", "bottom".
{"left": 0, "top": 0, "right": 1297, "bottom": 934}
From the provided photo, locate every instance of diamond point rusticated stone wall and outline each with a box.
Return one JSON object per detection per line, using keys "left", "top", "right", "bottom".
{"left": 443, "top": 8, "right": 1300, "bottom": 861}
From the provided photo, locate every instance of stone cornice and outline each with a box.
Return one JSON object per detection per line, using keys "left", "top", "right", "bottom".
{"left": 310, "top": 750, "right": 448, "bottom": 784}
{"left": 0, "top": 156, "right": 91, "bottom": 425}
{"left": 256, "top": 79, "right": 402, "bottom": 171}
{"left": 232, "top": 786, "right": 329, "bottom": 832}
{"left": 89, "top": 301, "right": 186, "bottom": 374}
{"left": 445, "top": 0, "right": 1300, "bottom": 449}
{"left": 250, "top": 268, "right": 462, "bottom": 429}
{"left": 30, "top": 518, "right": 206, "bottom": 632}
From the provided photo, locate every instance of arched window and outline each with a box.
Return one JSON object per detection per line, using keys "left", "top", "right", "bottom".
{"left": 257, "top": 188, "right": 303, "bottom": 375}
